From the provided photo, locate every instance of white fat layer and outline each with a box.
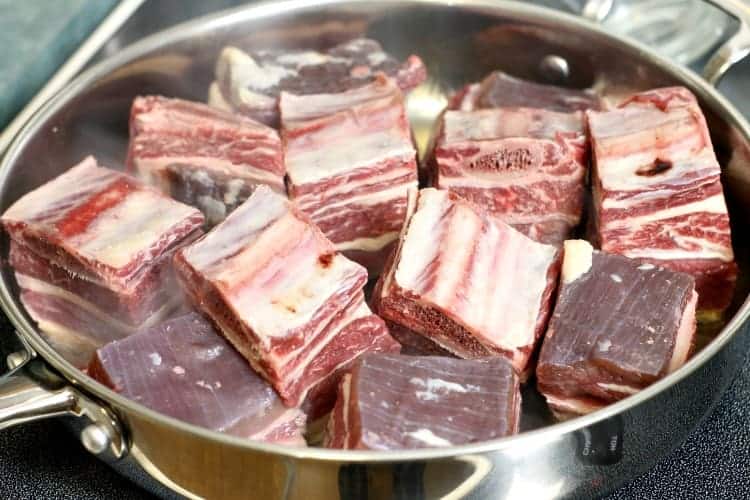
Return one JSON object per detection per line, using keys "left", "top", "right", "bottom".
{"left": 71, "top": 190, "right": 198, "bottom": 269}
{"left": 182, "top": 185, "right": 288, "bottom": 270}
{"left": 183, "top": 186, "right": 365, "bottom": 340}
{"left": 285, "top": 131, "right": 415, "bottom": 185}
{"left": 340, "top": 375, "right": 352, "bottom": 448}
{"left": 544, "top": 394, "right": 604, "bottom": 415}
{"left": 298, "top": 181, "right": 413, "bottom": 216}
{"left": 394, "top": 188, "right": 557, "bottom": 354}
{"left": 562, "top": 240, "right": 593, "bottom": 284}
{"left": 409, "top": 377, "right": 480, "bottom": 401}
{"left": 16, "top": 273, "right": 163, "bottom": 334}
{"left": 2, "top": 157, "right": 106, "bottom": 222}
{"left": 595, "top": 383, "right": 640, "bottom": 395}
{"left": 276, "top": 50, "right": 347, "bottom": 67}
{"left": 217, "top": 46, "right": 295, "bottom": 92}
{"left": 207, "top": 81, "right": 233, "bottom": 111}
{"left": 669, "top": 290, "right": 697, "bottom": 373}
{"left": 295, "top": 167, "right": 414, "bottom": 205}
{"left": 334, "top": 231, "right": 400, "bottom": 252}
{"left": 406, "top": 429, "right": 452, "bottom": 447}
{"left": 442, "top": 108, "right": 583, "bottom": 143}
{"left": 280, "top": 79, "right": 398, "bottom": 122}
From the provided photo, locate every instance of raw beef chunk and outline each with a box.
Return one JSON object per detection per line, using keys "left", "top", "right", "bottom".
{"left": 434, "top": 106, "right": 588, "bottom": 245}
{"left": 174, "top": 185, "right": 399, "bottom": 414}
{"left": 324, "top": 354, "right": 520, "bottom": 449}
{"left": 375, "top": 188, "right": 560, "bottom": 375}
{"left": 448, "top": 70, "right": 600, "bottom": 112}
{"left": 587, "top": 87, "right": 736, "bottom": 316}
{"left": 1, "top": 157, "right": 204, "bottom": 356}
{"left": 89, "top": 313, "right": 307, "bottom": 444}
{"left": 127, "top": 95, "right": 285, "bottom": 226}
{"left": 209, "top": 38, "right": 427, "bottom": 126}
{"left": 281, "top": 75, "right": 419, "bottom": 274}
{"left": 537, "top": 240, "right": 697, "bottom": 418}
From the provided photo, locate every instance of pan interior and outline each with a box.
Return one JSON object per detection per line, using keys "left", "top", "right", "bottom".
{"left": 1, "top": 0, "right": 749, "bottom": 448}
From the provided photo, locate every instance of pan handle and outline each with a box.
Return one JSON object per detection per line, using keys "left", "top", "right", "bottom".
{"left": 580, "top": 0, "right": 750, "bottom": 86}
{"left": 702, "top": 0, "right": 750, "bottom": 85}
{"left": 0, "top": 344, "right": 126, "bottom": 461}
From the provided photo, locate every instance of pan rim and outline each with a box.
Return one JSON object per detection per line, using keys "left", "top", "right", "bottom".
{"left": 1, "top": 0, "right": 749, "bottom": 462}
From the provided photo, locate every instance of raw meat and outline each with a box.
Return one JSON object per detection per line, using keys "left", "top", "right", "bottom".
{"left": 127, "top": 95, "right": 285, "bottom": 226}
{"left": 433, "top": 107, "right": 588, "bottom": 245}
{"left": 537, "top": 240, "right": 697, "bottom": 418}
{"left": 448, "top": 70, "right": 600, "bottom": 112}
{"left": 324, "top": 354, "right": 520, "bottom": 449}
{"left": 1, "top": 156, "right": 204, "bottom": 293}
{"left": 209, "top": 38, "right": 427, "bottom": 126}
{"left": 281, "top": 75, "right": 418, "bottom": 273}
{"left": 174, "top": 185, "right": 399, "bottom": 414}
{"left": 374, "top": 188, "right": 560, "bottom": 375}
{"left": 1, "top": 157, "right": 204, "bottom": 356}
{"left": 587, "top": 87, "right": 736, "bottom": 316}
{"left": 89, "top": 313, "right": 307, "bottom": 444}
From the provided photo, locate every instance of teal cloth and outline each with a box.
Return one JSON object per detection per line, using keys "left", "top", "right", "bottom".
{"left": 0, "top": 0, "right": 118, "bottom": 128}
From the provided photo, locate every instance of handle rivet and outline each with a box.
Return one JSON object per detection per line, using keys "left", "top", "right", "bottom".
{"left": 539, "top": 55, "right": 570, "bottom": 85}
{"left": 81, "top": 424, "right": 111, "bottom": 455}
{"left": 6, "top": 352, "right": 26, "bottom": 370}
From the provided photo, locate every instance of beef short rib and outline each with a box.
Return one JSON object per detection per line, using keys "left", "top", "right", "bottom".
{"left": 324, "top": 354, "right": 520, "bottom": 449}
{"left": 587, "top": 86, "right": 736, "bottom": 316}
{"left": 281, "top": 75, "right": 418, "bottom": 274}
{"left": 1, "top": 157, "right": 204, "bottom": 359}
{"left": 209, "top": 38, "right": 427, "bottom": 127}
{"left": 173, "top": 185, "right": 399, "bottom": 415}
{"left": 375, "top": 188, "right": 560, "bottom": 376}
{"left": 127, "top": 95, "right": 285, "bottom": 226}
{"left": 537, "top": 240, "right": 697, "bottom": 418}
{"left": 448, "top": 70, "right": 600, "bottom": 112}
{"left": 434, "top": 107, "right": 588, "bottom": 245}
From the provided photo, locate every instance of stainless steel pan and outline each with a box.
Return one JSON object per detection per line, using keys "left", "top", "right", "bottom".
{"left": 1, "top": 1, "right": 750, "bottom": 498}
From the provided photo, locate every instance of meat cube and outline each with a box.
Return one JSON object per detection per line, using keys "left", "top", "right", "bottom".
{"left": 89, "top": 313, "right": 307, "bottom": 444}
{"left": 1, "top": 156, "right": 204, "bottom": 293}
{"left": 587, "top": 87, "right": 736, "bottom": 316}
{"left": 324, "top": 354, "right": 520, "bottom": 449}
{"left": 281, "top": 75, "right": 419, "bottom": 274}
{"left": 434, "top": 107, "right": 588, "bottom": 245}
{"left": 537, "top": 240, "right": 697, "bottom": 418}
{"left": 174, "top": 185, "right": 399, "bottom": 412}
{"left": 209, "top": 38, "right": 427, "bottom": 127}
{"left": 375, "top": 188, "right": 560, "bottom": 375}
{"left": 448, "top": 70, "right": 600, "bottom": 112}
{"left": 1, "top": 157, "right": 204, "bottom": 358}
{"left": 126, "top": 95, "right": 285, "bottom": 226}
